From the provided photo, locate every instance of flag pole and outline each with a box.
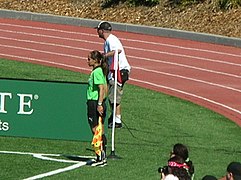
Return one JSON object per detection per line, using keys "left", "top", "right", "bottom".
{"left": 108, "top": 49, "right": 121, "bottom": 159}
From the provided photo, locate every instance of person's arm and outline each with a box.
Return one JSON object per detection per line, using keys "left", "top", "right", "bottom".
{"left": 104, "top": 49, "right": 122, "bottom": 58}
{"left": 97, "top": 84, "right": 105, "bottom": 116}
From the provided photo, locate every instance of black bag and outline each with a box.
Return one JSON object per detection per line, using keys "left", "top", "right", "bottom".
{"left": 120, "top": 69, "right": 129, "bottom": 85}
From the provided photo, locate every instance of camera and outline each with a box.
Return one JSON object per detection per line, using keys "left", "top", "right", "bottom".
{"left": 158, "top": 166, "right": 169, "bottom": 174}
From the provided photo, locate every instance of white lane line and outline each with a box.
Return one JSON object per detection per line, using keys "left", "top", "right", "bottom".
{"left": 0, "top": 53, "right": 91, "bottom": 72}
{"left": 1, "top": 47, "right": 240, "bottom": 80}
{"left": 0, "top": 44, "right": 81, "bottom": 59}
{"left": 121, "top": 37, "right": 241, "bottom": 58}
{"left": 127, "top": 48, "right": 241, "bottom": 67}
{"left": 0, "top": 29, "right": 101, "bottom": 45}
{"left": 129, "top": 78, "right": 241, "bottom": 116}
{"left": 0, "top": 53, "right": 240, "bottom": 117}
{"left": 0, "top": 36, "right": 92, "bottom": 51}
{"left": 130, "top": 56, "right": 241, "bottom": 78}
{"left": 1, "top": 29, "right": 241, "bottom": 67}
{"left": 1, "top": 35, "right": 241, "bottom": 70}
{"left": 133, "top": 66, "right": 241, "bottom": 92}
{"left": 1, "top": 22, "right": 241, "bottom": 58}
{"left": 1, "top": 53, "right": 240, "bottom": 92}
{"left": 0, "top": 22, "right": 97, "bottom": 37}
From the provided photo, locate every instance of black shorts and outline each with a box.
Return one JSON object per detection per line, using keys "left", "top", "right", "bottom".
{"left": 87, "top": 100, "right": 106, "bottom": 128}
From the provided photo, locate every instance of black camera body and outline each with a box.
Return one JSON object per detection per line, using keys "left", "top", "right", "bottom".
{"left": 158, "top": 166, "right": 169, "bottom": 175}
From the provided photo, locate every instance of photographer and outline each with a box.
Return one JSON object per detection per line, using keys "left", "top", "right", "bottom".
{"left": 170, "top": 143, "right": 195, "bottom": 179}
{"left": 158, "top": 156, "right": 192, "bottom": 180}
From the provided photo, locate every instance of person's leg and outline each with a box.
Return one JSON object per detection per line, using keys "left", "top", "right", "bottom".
{"left": 114, "top": 86, "right": 123, "bottom": 127}
{"left": 107, "top": 81, "right": 123, "bottom": 128}
{"left": 115, "top": 104, "right": 122, "bottom": 124}
{"left": 88, "top": 100, "right": 107, "bottom": 166}
{"left": 87, "top": 100, "right": 98, "bottom": 133}
{"left": 108, "top": 103, "right": 122, "bottom": 128}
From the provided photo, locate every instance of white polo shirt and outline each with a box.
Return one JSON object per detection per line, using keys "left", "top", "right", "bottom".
{"left": 104, "top": 34, "right": 131, "bottom": 72}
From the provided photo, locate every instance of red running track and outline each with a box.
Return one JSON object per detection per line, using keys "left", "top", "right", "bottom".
{"left": 0, "top": 18, "right": 241, "bottom": 127}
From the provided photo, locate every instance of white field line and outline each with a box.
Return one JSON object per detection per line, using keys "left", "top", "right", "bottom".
{"left": 1, "top": 22, "right": 241, "bottom": 58}
{"left": 0, "top": 150, "right": 94, "bottom": 163}
{"left": 33, "top": 154, "right": 81, "bottom": 163}
{"left": 0, "top": 150, "right": 59, "bottom": 156}
{"left": 1, "top": 28, "right": 241, "bottom": 67}
{"left": 0, "top": 150, "right": 95, "bottom": 180}
{"left": 23, "top": 162, "right": 86, "bottom": 180}
{"left": 0, "top": 53, "right": 240, "bottom": 116}
{"left": 0, "top": 43, "right": 240, "bottom": 80}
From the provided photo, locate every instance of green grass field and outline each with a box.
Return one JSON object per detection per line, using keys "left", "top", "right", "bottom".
{"left": 0, "top": 58, "right": 240, "bottom": 180}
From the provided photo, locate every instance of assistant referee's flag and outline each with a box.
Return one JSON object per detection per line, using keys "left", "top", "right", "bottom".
{"left": 91, "top": 116, "right": 103, "bottom": 156}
